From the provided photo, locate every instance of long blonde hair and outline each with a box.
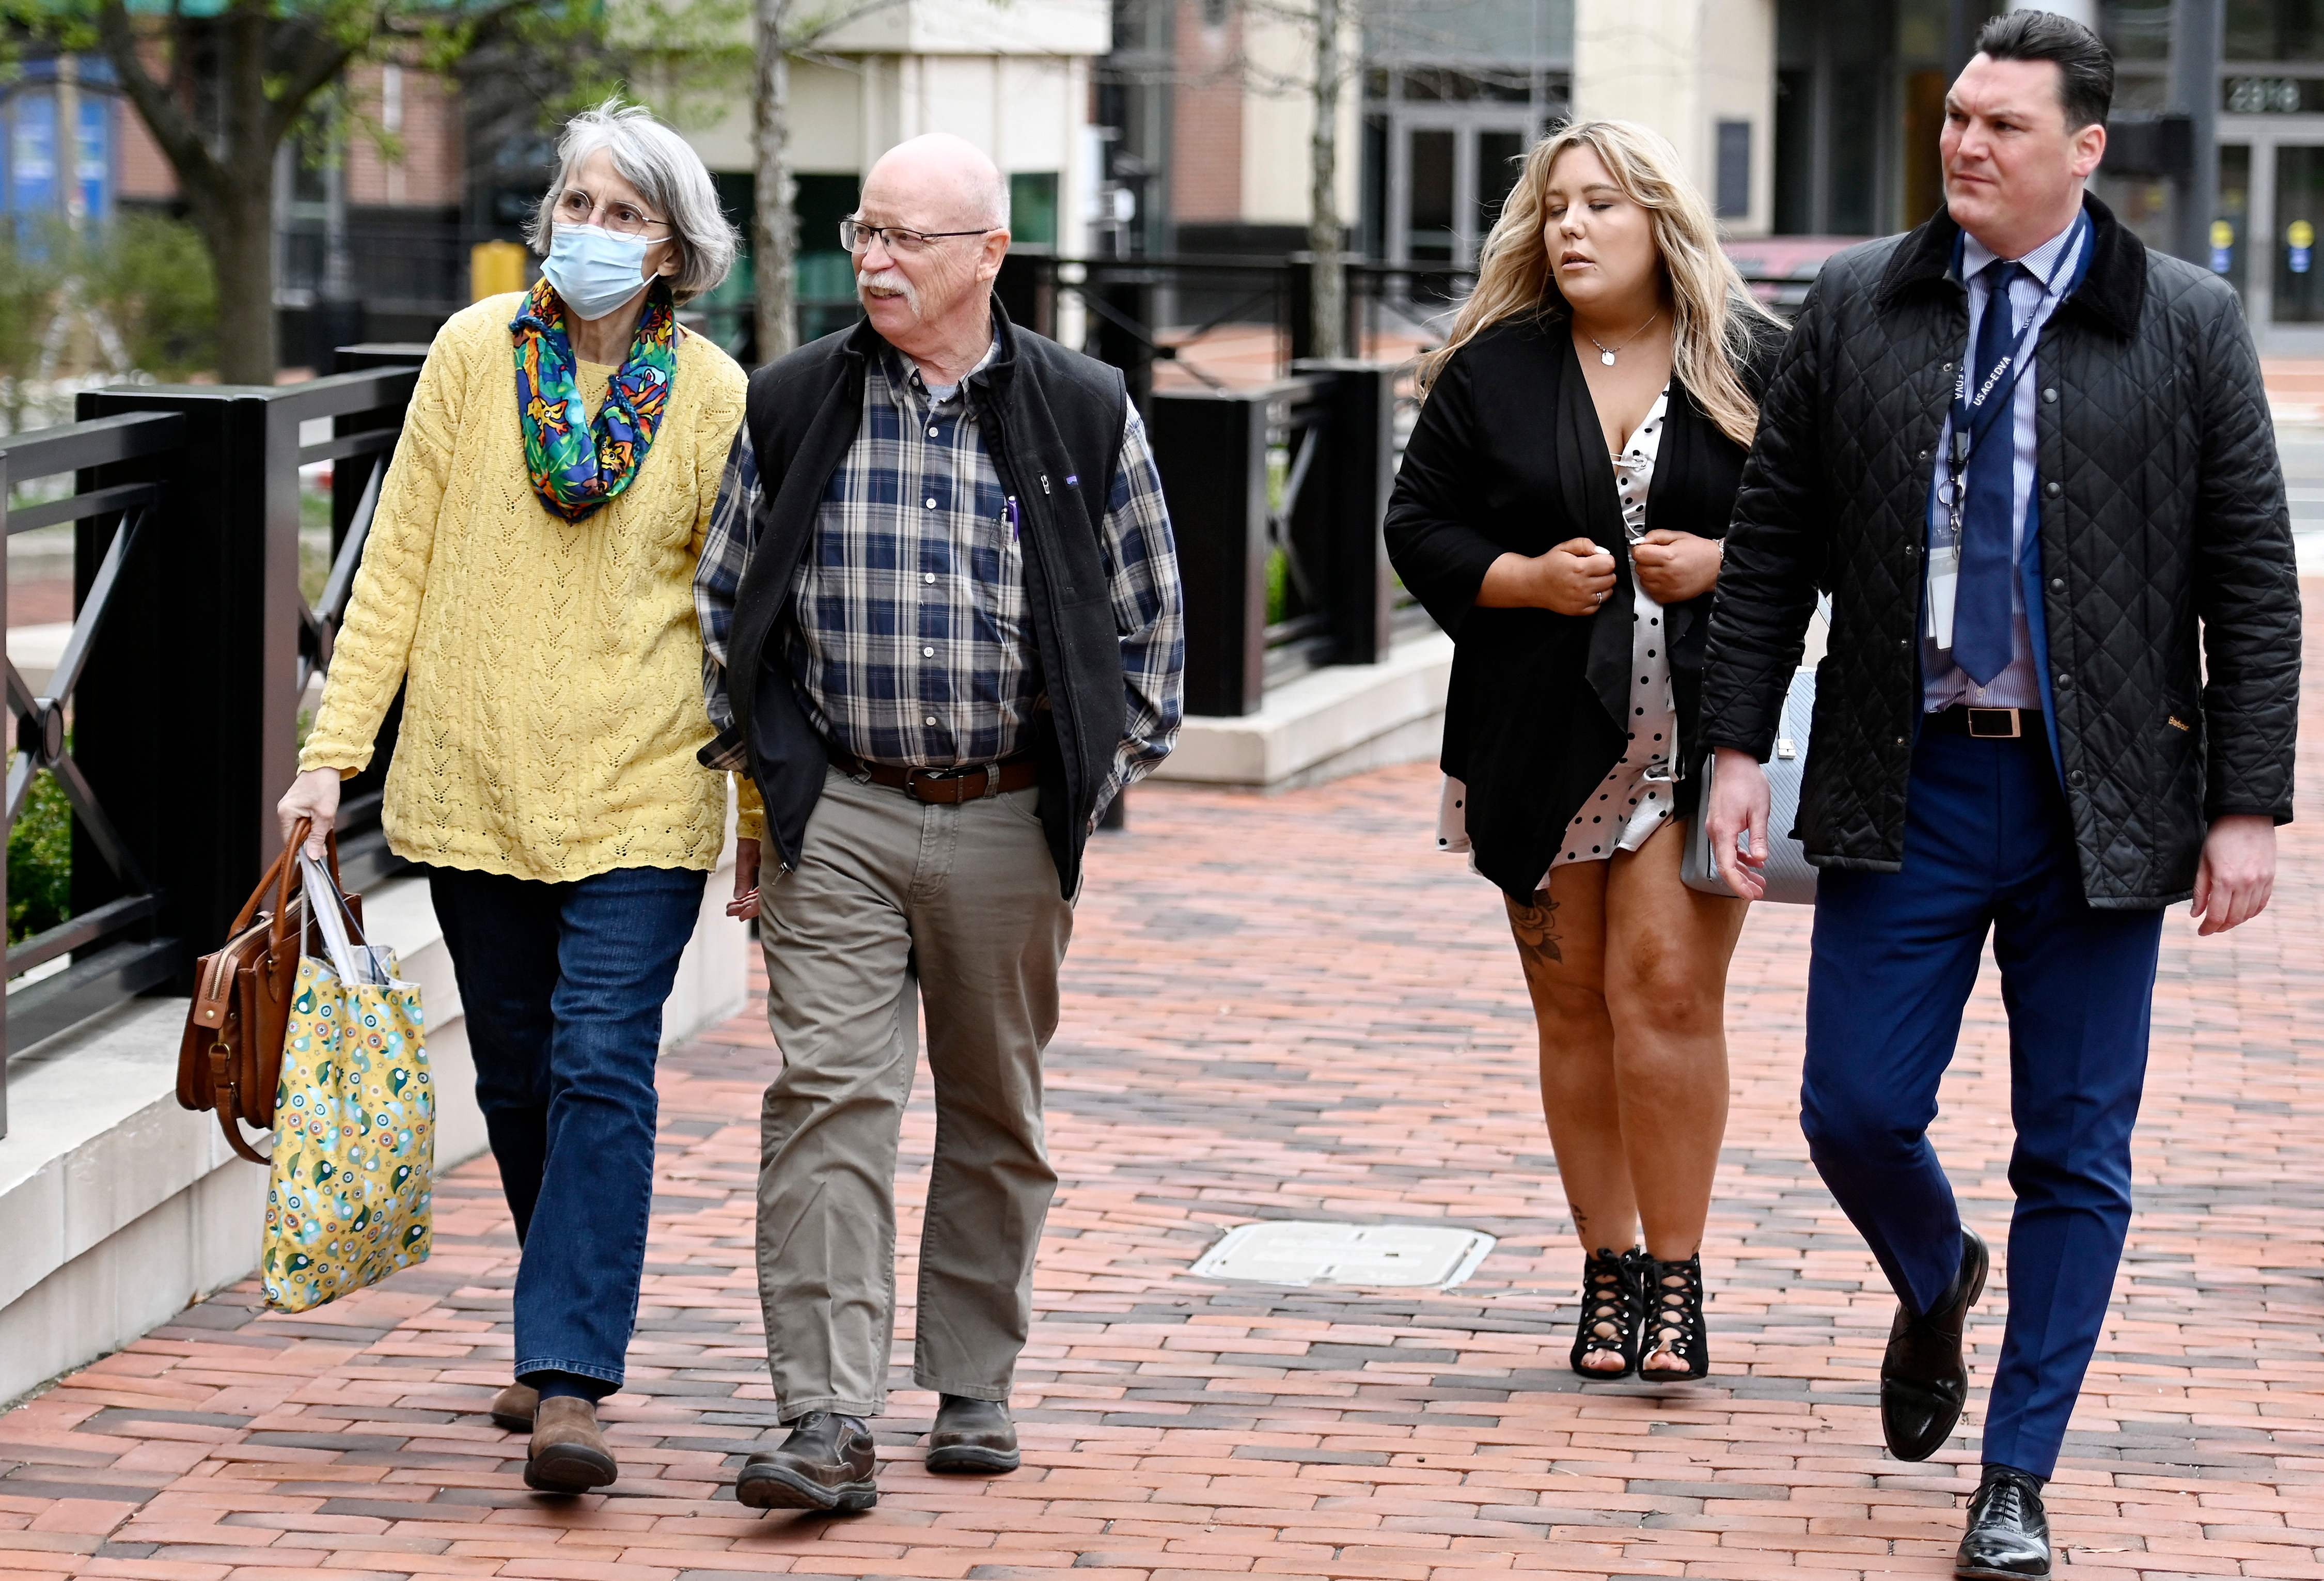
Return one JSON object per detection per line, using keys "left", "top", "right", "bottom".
{"left": 1418, "top": 119, "right": 1784, "bottom": 448}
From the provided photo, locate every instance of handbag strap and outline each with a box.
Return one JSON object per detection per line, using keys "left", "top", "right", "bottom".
{"left": 300, "top": 847, "right": 371, "bottom": 948}
{"left": 204, "top": 1041, "right": 272, "bottom": 1165}
{"left": 226, "top": 819, "right": 343, "bottom": 941}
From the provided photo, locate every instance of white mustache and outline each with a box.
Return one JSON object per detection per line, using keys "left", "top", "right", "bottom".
{"left": 856, "top": 267, "right": 919, "bottom": 314}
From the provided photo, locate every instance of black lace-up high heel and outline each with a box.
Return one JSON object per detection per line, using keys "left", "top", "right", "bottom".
{"left": 1569, "top": 1247, "right": 1643, "bottom": 1379}
{"left": 1638, "top": 1252, "right": 1709, "bottom": 1381}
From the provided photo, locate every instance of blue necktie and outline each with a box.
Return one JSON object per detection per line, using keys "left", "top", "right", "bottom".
{"left": 1952, "top": 259, "right": 2022, "bottom": 686}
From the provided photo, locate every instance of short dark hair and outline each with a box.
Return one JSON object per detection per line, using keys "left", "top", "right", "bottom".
{"left": 1975, "top": 9, "right": 2115, "bottom": 129}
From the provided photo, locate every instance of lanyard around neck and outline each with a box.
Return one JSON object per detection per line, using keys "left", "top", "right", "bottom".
{"left": 1948, "top": 212, "right": 2092, "bottom": 467}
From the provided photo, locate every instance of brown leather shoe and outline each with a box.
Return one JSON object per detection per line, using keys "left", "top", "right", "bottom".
{"left": 925, "top": 1394, "right": 1020, "bottom": 1474}
{"left": 523, "top": 1396, "right": 617, "bottom": 1492}
{"left": 490, "top": 1381, "right": 538, "bottom": 1433}
{"left": 734, "top": 1412, "right": 878, "bottom": 1512}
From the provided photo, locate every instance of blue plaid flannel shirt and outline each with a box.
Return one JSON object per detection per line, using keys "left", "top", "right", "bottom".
{"left": 697, "top": 343, "right": 1184, "bottom": 837}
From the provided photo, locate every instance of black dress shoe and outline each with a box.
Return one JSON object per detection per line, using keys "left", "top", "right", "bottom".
{"left": 734, "top": 1411, "right": 878, "bottom": 1512}
{"left": 925, "top": 1394, "right": 1020, "bottom": 1474}
{"left": 1882, "top": 1228, "right": 1990, "bottom": 1461}
{"left": 1956, "top": 1464, "right": 2050, "bottom": 1579}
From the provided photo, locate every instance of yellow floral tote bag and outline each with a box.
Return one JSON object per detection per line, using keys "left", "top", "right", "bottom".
{"left": 262, "top": 953, "right": 434, "bottom": 1312}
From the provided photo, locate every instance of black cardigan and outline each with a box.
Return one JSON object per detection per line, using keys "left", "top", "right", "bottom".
{"left": 1385, "top": 312, "right": 1782, "bottom": 900}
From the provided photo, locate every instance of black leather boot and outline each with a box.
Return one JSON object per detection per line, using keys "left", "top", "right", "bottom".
{"left": 925, "top": 1394, "right": 1020, "bottom": 1473}
{"left": 734, "top": 1411, "right": 878, "bottom": 1512}
{"left": 1882, "top": 1228, "right": 1989, "bottom": 1461}
{"left": 1956, "top": 1464, "right": 2050, "bottom": 1579}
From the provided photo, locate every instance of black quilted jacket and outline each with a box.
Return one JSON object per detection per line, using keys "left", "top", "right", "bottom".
{"left": 1700, "top": 196, "right": 2300, "bottom": 907}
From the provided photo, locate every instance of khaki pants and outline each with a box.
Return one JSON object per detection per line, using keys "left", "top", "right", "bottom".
{"left": 755, "top": 767, "right": 1073, "bottom": 1420}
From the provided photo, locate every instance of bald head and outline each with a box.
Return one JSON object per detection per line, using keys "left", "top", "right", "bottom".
{"left": 850, "top": 133, "right": 1012, "bottom": 374}
{"left": 862, "top": 133, "right": 1010, "bottom": 234}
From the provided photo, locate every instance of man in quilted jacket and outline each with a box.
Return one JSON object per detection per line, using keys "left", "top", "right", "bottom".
{"left": 1700, "top": 12, "right": 2298, "bottom": 1579}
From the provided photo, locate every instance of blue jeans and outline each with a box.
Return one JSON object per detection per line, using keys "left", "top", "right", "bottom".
{"left": 428, "top": 864, "right": 707, "bottom": 1395}
{"left": 1802, "top": 728, "right": 2163, "bottom": 1478}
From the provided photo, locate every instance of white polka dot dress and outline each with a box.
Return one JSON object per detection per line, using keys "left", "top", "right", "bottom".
{"left": 1437, "top": 387, "right": 1676, "bottom": 888}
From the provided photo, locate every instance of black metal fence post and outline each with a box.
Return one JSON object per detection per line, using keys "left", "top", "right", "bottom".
{"left": 76, "top": 363, "right": 417, "bottom": 974}
{"left": 74, "top": 385, "right": 296, "bottom": 984}
{"left": 1149, "top": 387, "right": 1268, "bottom": 716}
{"left": 995, "top": 249, "right": 1056, "bottom": 338}
{"left": 1094, "top": 271, "right": 1156, "bottom": 419}
{"left": 1291, "top": 359, "right": 1397, "bottom": 665}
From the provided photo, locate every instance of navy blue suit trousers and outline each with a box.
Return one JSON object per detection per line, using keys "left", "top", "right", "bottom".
{"left": 1802, "top": 726, "right": 2163, "bottom": 1477}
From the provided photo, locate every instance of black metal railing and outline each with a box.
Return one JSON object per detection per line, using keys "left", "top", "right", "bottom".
{"left": 1148, "top": 361, "right": 1399, "bottom": 717}
{"left": 3, "top": 411, "right": 186, "bottom": 1065}
{"left": 1000, "top": 249, "right": 1815, "bottom": 400}
{"left": 0, "top": 350, "right": 423, "bottom": 1134}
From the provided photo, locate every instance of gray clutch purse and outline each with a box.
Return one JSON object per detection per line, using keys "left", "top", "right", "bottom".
{"left": 1682, "top": 664, "right": 1819, "bottom": 905}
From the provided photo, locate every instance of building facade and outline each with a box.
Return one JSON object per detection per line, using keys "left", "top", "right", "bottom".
{"left": 671, "top": 0, "right": 1110, "bottom": 352}
{"left": 1093, "top": 0, "right": 2324, "bottom": 355}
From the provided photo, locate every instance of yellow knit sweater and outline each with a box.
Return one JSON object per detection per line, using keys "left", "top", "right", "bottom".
{"left": 300, "top": 292, "right": 749, "bottom": 882}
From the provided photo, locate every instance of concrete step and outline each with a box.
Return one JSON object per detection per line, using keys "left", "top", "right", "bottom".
{"left": 1151, "top": 631, "right": 1453, "bottom": 791}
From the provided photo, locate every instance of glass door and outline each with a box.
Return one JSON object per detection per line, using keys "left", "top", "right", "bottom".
{"left": 1406, "top": 128, "right": 1456, "bottom": 263}
{"left": 2218, "top": 144, "right": 2252, "bottom": 301}
{"left": 1389, "top": 115, "right": 1538, "bottom": 267}
{"left": 2276, "top": 142, "right": 2324, "bottom": 321}
{"left": 1476, "top": 128, "right": 1525, "bottom": 241}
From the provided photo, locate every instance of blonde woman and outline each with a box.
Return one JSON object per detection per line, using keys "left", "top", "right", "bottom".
{"left": 1385, "top": 120, "right": 1784, "bottom": 1381}
{"left": 275, "top": 101, "right": 746, "bottom": 1489}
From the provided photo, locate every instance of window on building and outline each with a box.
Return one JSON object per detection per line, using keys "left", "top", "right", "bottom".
{"left": 1716, "top": 120, "right": 1751, "bottom": 220}
{"left": 1773, "top": 68, "right": 1813, "bottom": 234}
{"left": 2100, "top": 0, "right": 2173, "bottom": 60}
{"left": 1010, "top": 172, "right": 1058, "bottom": 247}
{"left": 2228, "top": 0, "right": 2324, "bottom": 62}
{"left": 1478, "top": 130, "right": 1524, "bottom": 237}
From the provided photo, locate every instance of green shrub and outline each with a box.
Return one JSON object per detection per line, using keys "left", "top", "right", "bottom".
{"left": 9, "top": 765, "right": 70, "bottom": 943}
{"left": 79, "top": 213, "right": 217, "bottom": 380}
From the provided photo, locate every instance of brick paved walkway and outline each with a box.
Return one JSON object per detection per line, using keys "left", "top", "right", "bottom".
{"left": 7, "top": 671, "right": 2324, "bottom": 1578}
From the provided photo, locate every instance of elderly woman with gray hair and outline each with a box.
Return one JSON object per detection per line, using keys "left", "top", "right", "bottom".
{"left": 275, "top": 99, "right": 746, "bottom": 1491}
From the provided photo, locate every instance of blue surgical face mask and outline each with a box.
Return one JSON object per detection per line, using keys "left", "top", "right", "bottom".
{"left": 541, "top": 223, "right": 654, "bottom": 322}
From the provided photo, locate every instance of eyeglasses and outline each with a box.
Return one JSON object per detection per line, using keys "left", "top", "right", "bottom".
{"left": 554, "top": 187, "right": 671, "bottom": 239}
{"left": 839, "top": 217, "right": 996, "bottom": 256}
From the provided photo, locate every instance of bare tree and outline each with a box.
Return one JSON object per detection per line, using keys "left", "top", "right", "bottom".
{"left": 751, "top": 0, "right": 904, "bottom": 362}
{"left": 1124, "top": 0, "right": 1516, "bottom": 359}
{"left": 1306, "top": 0, "right": 1344, "bottom": 357}
{"left": 1210, "top": 0, "right": 1369, "bottom": 358}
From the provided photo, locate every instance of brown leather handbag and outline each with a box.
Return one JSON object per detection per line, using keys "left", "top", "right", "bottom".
{"left": 176, "top": 821, "right": 360, "bottom": 1164}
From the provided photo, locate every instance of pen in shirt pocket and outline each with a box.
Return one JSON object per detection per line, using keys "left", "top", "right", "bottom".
{"left": 1003, "top": 495, "right": 1020, "bottom": 540}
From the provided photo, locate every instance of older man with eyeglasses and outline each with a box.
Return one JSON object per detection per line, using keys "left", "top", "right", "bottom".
{"left": 695, "top": 132, "right": 1183, "bottom": 1510}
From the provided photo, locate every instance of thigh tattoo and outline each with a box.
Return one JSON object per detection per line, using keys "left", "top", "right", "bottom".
{"left": 1506, "top": 889, "right": 1563, "bottom": 985}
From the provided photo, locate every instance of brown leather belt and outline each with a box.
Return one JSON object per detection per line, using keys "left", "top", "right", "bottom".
{"left": 833, "top": 749, "right": 1038, "bottom": 803}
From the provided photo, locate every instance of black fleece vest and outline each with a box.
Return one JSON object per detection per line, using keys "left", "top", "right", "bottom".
{"left": 729, "top": 300, "right": 1129, "bottom": 898}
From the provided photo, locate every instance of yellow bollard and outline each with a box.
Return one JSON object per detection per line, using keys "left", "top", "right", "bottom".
{"left": 470, "top": 240, "right": 530, "bottom": 302}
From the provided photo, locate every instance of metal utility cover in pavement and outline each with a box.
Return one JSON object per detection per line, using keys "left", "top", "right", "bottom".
{"left": 1191, "top": 1221, "right": 1495, "bottom": 1290}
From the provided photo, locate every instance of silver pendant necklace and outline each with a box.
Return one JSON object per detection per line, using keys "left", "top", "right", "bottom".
{"left": 1585, "top": 310, "right": 1660, "bottom": 366}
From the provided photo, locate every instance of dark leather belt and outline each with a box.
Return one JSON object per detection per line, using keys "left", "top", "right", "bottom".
{"left": 1925, "top": 705, "right": 2043, "bottom": 740}
{"left": 833, "top": 748, "right": 1037, "bottom": 803}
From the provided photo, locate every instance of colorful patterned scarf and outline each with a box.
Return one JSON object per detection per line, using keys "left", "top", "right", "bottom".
{"left": 510, "top": 277, "right": 678, "bottom": 522}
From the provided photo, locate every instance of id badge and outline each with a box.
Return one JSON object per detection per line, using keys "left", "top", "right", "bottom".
{"left": 1926, "top": 540, "right": 1960, "bottom": 651}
